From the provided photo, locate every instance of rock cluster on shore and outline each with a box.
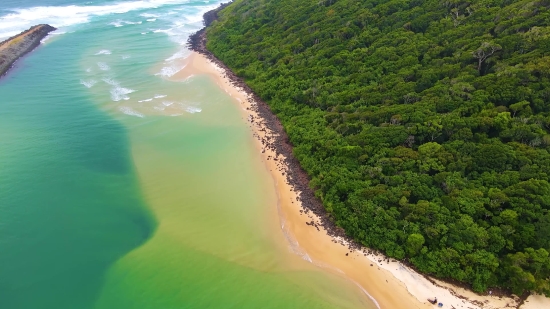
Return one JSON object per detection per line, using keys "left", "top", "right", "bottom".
{"left": 0, "top": 24, "right": 56, "bottom": 78}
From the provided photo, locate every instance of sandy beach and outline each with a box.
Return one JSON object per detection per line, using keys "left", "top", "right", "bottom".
{"left": 173, "top": 51, "right": 550, "bottom": 309}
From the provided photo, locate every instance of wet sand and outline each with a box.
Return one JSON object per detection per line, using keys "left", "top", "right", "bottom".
{"left": 173, "top": 51, "right": 550, "bottom": 309}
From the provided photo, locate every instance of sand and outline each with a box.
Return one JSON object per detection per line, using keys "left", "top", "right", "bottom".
{"left": 172, "top": 52, "right": 550, "bottom": 309}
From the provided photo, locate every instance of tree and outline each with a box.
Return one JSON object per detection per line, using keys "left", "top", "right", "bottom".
{"left": 473, "top": 42, "right": 502, "bottom": 74}
{"left": 406, "top": 233, "right": 425, "bottom": 256}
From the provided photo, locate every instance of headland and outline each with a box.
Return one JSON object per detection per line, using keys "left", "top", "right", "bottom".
{"left": 0, "top": 24, "right": 56, "bottom": 78}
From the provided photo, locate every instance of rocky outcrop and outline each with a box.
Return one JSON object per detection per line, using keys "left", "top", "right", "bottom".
{"left": 0, "top": 24, "right": 56, "bottom": 78}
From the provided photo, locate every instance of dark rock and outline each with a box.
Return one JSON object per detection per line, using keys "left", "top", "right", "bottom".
{"left": 0, "top": 24, "right": 57, "bottom": 78}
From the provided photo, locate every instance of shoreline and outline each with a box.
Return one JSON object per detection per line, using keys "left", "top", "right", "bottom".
{"left": 184, "top": 5, "right": 550, "bottom": 309}
{"left": 0, "top": 24, "right": 56, "bottom": 78}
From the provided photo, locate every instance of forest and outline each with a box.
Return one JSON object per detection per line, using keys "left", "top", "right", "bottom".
{"left": 206, "top": 0, "right": 550, "bottom": 296}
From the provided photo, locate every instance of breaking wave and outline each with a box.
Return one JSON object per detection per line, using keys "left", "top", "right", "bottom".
{"left": 102, "top": 78, "right": 135, "bottom": 101}
{"left": 0, "top": 0, "right": 207, "bottom": 39}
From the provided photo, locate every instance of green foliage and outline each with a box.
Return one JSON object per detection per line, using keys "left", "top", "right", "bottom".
{"left": 207, "top": 0, "right": 550, "bottom": 295}
{"left": 406, "top": 233, "right": 425, "bottom": 256}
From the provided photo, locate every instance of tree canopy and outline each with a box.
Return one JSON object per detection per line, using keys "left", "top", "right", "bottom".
{"left": 206, "top": 0, "right": 550, "bottom": 296}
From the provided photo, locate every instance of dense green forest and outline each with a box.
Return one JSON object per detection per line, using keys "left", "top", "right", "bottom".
{"left": 206, "top": 0, "right": 550, "bottom": 296}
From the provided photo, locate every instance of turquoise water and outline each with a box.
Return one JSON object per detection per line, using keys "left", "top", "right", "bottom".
{"left": 0, "top": 1, "right": 376, "bottom": 308}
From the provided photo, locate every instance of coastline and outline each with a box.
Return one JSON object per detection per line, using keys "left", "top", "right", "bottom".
{"left": 184, "top": 5, "right": 550, "bottom": 309}
{"left": 0, "top": 24, "right": 56, "bottom": 78}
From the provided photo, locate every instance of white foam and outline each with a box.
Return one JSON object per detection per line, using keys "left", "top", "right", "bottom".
{"left": 0, "top": 0, "right": 212, "bottom": 40}
{"left": 301, "top": 253, "right": 313, "bottom": 263}
{"left": 146, "top": 18, "right": 157, "bottom": 22}
{"left": 95, "top": 49, "right": 111, "bottom": 55}
{"left": 109, "top": 20, "right": 124, "bottom": 27}
{"left": 40, "top": 30, "right": 66, "bottom": 43}
{"left": 165, "top": 49, "right": 190, "bottom": 61}
{"left": 110, "top": 85, "right": 135, "bottom": 102}
{"left": 170, "top": 113, "right": 183, "bottom": 116}
{"left": 179, "top": 75, "right": 195, "bottom": 83}
{"left": 86, "top": 67, "right": 92, "bottom": 73}
{"left": 140, "top": 13, "right": 159, "bottom": 18}
{"left": 185, "top": 106, "right": 201, "bottom": 114}
{"left": 162, "top": 101, "right": 173, "bottom": 106}
{"left": 101, "top": 78, "right": 135, "bottom": 101}
{"left": 155, "top": 64, "right": 185, "bottom": 77}
{"left": 111, "top": 86, "right": 135, "bottom": 101}
{"left": 122, "top": 55, "right": 131, "bottom": 60}
{"left": 152, "top": 28, "right": 172, "bottom": 33}
{"left": 154, "top": 94, "right": 167, "bottom": 99}
{"left": 154, "top": 105, "right": 165, "bottom": 111}
{"left": 80, "top": 79, "right": 97, "bottom": 88}
{"left": 119, "top": 106, "right": 144, "bottom": 118}
{"left": 138, "top": 98, "right": 153, "bottom": 102}
{"left": 97, "top": 62, "right": 110, "bottom": 71}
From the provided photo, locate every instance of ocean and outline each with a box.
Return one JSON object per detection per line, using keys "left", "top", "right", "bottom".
{"left": 0, "top": 1, "right": 376, "bottom": 308}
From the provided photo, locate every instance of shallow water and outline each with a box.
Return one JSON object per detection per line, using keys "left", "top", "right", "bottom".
{"left": 0, "top": 1, "right": 376, "bottom": 308}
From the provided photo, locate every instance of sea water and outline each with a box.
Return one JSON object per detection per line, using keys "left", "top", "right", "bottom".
{"left": 0, "top": 1, "right": 376, "bottom": 308}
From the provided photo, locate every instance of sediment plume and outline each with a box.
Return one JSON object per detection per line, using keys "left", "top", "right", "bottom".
{"left": 0, "top": 24, "right": 57, "bottom": 78}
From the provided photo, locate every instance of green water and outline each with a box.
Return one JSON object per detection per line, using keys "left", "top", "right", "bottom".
{"left": 0, "top": 1, "right": 376, "bottom": 308}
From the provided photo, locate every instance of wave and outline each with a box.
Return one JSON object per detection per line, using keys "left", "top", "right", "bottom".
{"left": 138, "top": 98, "right": 153, "bottom": 102}
{"left": 185, "top": 106, "right": 201, "bottom": 114}
{"left": 140, "top": 13, "right": 159, "bottom": 18}
{"left": 0, "top": 0, "right": 218, "bottom": 39}
{"left": 80, "top": 79, "right": 97, "bottom": 88}
{"left": 119, "top": 106, "right": 144, "bottom": 118}
{"left": 165, "top": 49, "right": 190, "bottom": 61}
{"left": 111, "top": 86, "right": 136, "bottom": 101}
{"left": 102, "top": 78, "right": 135, "bottom": 101}
{"left": 146, "top": 18, "right": 157, "bottom": 22}
{"left": 97, "top": 62, "right": 110, "bottom": 71}
{"left": 95, "top": 50, "right": 112, "bottom": 55}
{"left": 109, "top": 20, "right": 124, "bottom": 27}
{"left": 109, "top": 19, "right": 143, "bottom": 27}
{"left": 152, "top": 28, "right": 172, "bottom": 33}
{"left": 155, "top": 64, "right": 185, "bottom": 77}
{"left": 154, "top": 94, "right": 167, "bottom": 99}
{"left": 40, "top": 30, "right": 66, "bottom": 43}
